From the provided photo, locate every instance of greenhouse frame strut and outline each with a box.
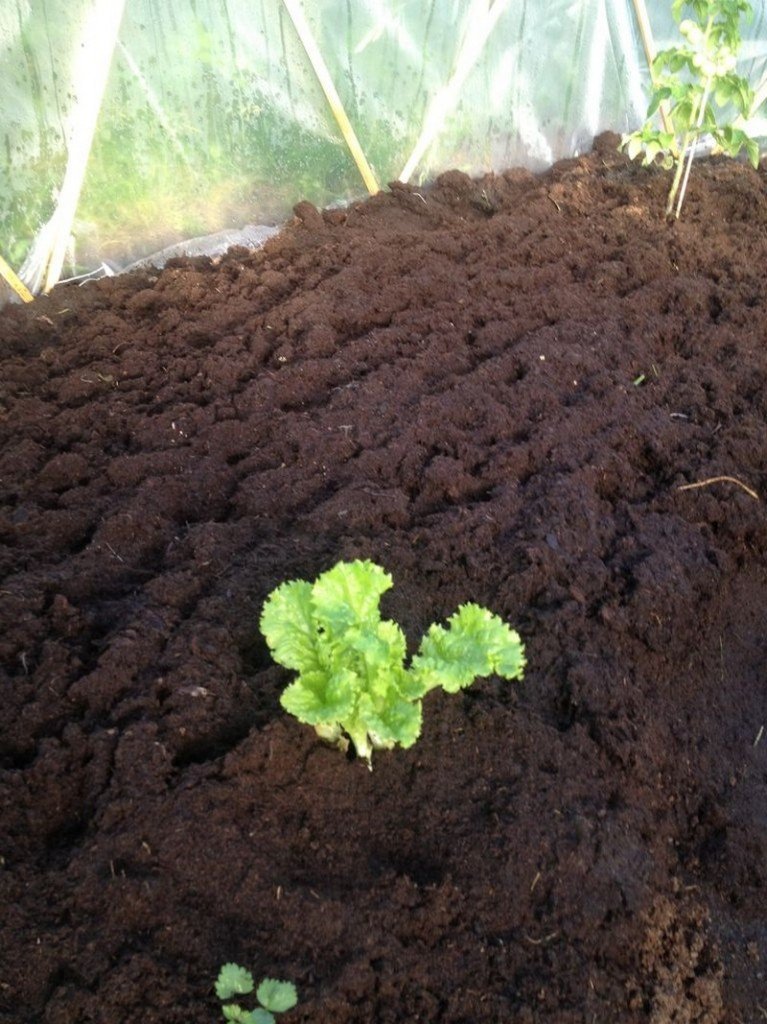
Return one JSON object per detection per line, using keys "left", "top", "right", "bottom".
{"left": 281, "top": 0, "right": 380, "bottom": 195}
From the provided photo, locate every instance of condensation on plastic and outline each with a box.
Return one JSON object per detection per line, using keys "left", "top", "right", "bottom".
{"left": 1, "top": 0, "right": 766, "bottom": 285}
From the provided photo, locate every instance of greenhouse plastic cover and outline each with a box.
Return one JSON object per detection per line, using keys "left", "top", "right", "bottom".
{"left": 2, "top": 0, "right": 767, "bottom": 297}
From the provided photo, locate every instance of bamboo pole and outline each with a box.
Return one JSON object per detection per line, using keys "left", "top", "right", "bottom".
{"left": 281, "top": 0, "right": 380, "bottom": 195}
{"left": 0, "top": 253, "right": 34, "bottom": 303}
{"left": 630, "top": 0, "right": 659, "bottom": 74}
{"left": 629, "top": 0, "right": 673, "bottom": 134}
{"left": 398, "top": 0, "right": 510, "bottom": 185}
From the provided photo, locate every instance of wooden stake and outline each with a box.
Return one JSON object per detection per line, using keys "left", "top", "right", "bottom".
{"left": 0, "top": 253, "right": 34, "bottom": 303}
{"left": 281, "top": 0, "right": 380, "bottom": 196}
{"left": 629, "top": 0, "right": 673, "bottom": 135}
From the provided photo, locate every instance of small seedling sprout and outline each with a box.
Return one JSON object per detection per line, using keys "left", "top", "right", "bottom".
{"left": 215, "top": 964, "right": 298, "bottom": 1024}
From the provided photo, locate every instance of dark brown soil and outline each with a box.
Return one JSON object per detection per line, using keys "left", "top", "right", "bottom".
{"left": 1, "top": 133, "right": 766, "bottom": 1024}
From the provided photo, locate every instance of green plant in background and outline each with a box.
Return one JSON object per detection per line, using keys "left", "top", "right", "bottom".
{"left": 260, "top": 559, "right": 526, "bottom": 766}
{"left": 215, "top": 964, "right": 298, "bottom": 1024}
{"left": 622, "top": 0, "right": 760, "bottom": 219}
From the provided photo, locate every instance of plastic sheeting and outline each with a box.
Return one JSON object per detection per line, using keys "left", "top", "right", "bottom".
{"left": 2, "top": 0, "right": 767, "bottom": 290}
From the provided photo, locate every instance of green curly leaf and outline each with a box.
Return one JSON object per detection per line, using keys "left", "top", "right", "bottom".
{"left": 256, "top": 979, "right": 298, "bottom": 1014}
{"left": 311, "top": 559, "right": 392, "bottom": 635}
{"left": 358, "top": 689, "right": 423, "bottom": 749}
{"left": 413, "top": 603, "right": 526, "bottom": 694}
{"left": 250, "top": 1011, "right": 276, "bottom": 1024}
{"left": 260, "top": 579, "right": 322, "bottom": 674}
{"left": 216, "top": 964, "right": 255, "bottom": 1001}
{"left": 280, "top": 667, "right": 357, "bottom": 726}
{"left": 223, "top": 1006, "right": 266, "bottom": 1024}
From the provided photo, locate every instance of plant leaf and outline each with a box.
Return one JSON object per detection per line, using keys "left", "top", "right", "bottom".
{"left": 256, "top": 978, "right": 298, "bottom": 1014}
{"left": 714, "top": 81, "right": 734, "bottom": 106}
{"left": 216, "top": 964, "right": 255, "bottom": 1000}
{"left": 347, "top": 619, "right": 408, "bottom": 680}
{"left": 412, "top": 604, "right": 525, "bottom": 694}
{"left": 310, "top": 559, "right": 392, "bottom": 636}
{"left": 250, "top": 1010, "right": 276, "bottom": 1024}
{"left": 222, "top": 1004, "right": 261, "bottom": 1023}
{"left": 280, "top": 668, "right": 357, "bottom": 725}
{"left": 260, "top": 579, "right": 322, "bottom": 674}
{"left": 647, "top": 86, "right": 672, "bottom": 117}
{"left": 358, "top": 688, "right": 422, "bottom": 749}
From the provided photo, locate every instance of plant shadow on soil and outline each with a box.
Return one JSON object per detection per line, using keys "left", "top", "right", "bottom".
{"left": 1, "top": 133, "right": 766, "bottom": 1022}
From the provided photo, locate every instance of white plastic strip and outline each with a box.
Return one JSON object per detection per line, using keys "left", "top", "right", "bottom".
{"left": 21, "top": 0, "right": 127, "bottom": 294}
{"left": 399, "top": 0, "right": 511, "bottom": 184}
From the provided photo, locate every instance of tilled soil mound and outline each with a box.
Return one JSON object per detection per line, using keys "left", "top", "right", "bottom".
{"left": 1, "top": 133, "right": 766, "bottom": 1023}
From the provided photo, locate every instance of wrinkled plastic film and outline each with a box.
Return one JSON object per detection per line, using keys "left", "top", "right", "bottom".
{"left": 1, "top": 0, "right": 766, "bottom": 291}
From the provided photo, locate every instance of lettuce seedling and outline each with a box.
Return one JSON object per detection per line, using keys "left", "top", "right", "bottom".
{"left": 260, "top": 559, "right": 526, "bottom": 765}
{"left": 215, "top": 964, "right": 297, "bottom": 1024}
